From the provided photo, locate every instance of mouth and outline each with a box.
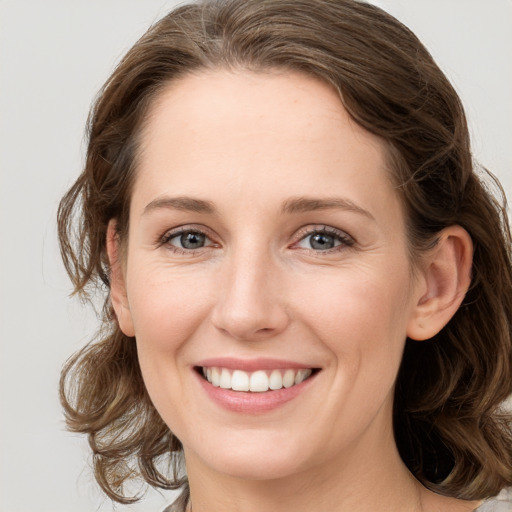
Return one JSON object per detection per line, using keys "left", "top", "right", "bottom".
{"left": 195, "top": 366, "right": 320, "bottom": 393}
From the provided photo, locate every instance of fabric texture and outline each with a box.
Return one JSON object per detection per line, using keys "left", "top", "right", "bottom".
{"left": 476, "top": 489, "right": 512, "bottom": 511}
{"left": 160, "top": 490, "right": 512, "bottom": 512}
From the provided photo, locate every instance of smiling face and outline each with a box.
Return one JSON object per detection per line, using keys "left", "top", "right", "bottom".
{"left": 110, "top": 69, "right": 425, "bottom": 482}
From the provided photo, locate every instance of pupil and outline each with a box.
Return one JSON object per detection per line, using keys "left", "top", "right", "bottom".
{"left": 310, "top": 233, "right": 334, "bottom": 250}
{"left": 181, "top": 232, "right": 205, "bottom": 249}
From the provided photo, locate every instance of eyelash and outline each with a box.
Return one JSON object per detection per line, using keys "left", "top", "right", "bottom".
{"left": 159, "top": 225, "right": 355, "bottom": 255}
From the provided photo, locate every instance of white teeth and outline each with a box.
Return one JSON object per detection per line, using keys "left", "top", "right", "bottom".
{"left": 295, "top": 369, "right": 312, "bottom": 385}
{"left": 269, "top": 369, "right": 283, "bottom": 390}
{"left": 282, "top": 369, "right": 295, "bottom": 388}
{"left": 231, "top": 370, "right": 250, "bottom": 391}
{"left": 250, "top": 370, "right": 269, "bottom": 392}
{"left": 219, "top": 368, "right": 231, "bottom": 389}
{"left": 211, "top": 367, "right": 221, "bottom": 387}
{"left": 201, "top": 367, "right": 314, "bottom": 392}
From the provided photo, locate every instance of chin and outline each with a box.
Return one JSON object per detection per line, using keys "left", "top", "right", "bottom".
{"left": 208, "top": 453, "right": 308, "bottom": 481}
{"left": 183, "top": 429, "right": 313, "bottom": 481}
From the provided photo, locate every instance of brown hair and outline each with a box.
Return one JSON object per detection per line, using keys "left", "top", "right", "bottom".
{"left": 58, "top": 0, "right": 512, "bottom": 508}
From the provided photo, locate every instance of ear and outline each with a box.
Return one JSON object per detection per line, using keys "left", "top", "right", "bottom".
{"left": 106, "top": 220, "right": 135, "bottom": 337}
{"left": 407, "top": 225, "right": 473, "bottom": 341}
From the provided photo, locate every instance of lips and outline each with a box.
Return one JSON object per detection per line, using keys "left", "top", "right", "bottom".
{"left": 194, "top": 358, "right": 320, "bottom": 413}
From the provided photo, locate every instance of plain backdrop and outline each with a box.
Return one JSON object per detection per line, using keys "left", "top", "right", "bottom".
{"left": 1, "top": 1, "right": 511, "bottom": 511}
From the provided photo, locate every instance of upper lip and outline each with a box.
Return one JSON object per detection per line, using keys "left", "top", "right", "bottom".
{"left": 195, "top": 357, "right": 319, "bottom": 372}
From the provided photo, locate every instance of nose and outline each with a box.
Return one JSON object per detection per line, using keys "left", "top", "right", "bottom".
{"left": 211, "top": 249, "right": 290, "bottom": 342}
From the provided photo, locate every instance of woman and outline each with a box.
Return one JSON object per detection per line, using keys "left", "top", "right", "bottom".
{"left": 57, "top": 0, "right": 512, "bottom": 510}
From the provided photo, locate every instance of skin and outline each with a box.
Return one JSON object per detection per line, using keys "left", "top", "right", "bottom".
{"left": 108, "top": 69, "right": 476, "bottom": 511}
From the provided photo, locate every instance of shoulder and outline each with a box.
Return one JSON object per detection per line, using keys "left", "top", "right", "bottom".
{"left": 476, "top": 488, "right": 512, "bottom": 512}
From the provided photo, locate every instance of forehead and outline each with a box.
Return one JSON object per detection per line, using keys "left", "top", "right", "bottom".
{"left": 141, "top": 68, "right": 382, "bottom": 161}
{"left": 132, "top": 69, "right": 400, "bottom": 223}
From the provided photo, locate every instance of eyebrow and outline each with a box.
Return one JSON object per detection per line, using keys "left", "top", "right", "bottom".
{"left": 142, "top": 195, "right": 374, "bottom": 220}
{"left": 281, "top": 196, "right": 375, "bottom": 220}
{"left": 143, "top": 196, "right": 217, "bottom": 215}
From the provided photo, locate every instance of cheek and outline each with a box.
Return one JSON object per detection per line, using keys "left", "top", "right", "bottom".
{"left": 299, "top": 267, "right": 411, "bottom": 344}
{"left": 298, "top": 269, "right": 412, "bottom": 439}
{"left": 125, "top": 268, "right": 215, "bottom": 428}
{"left": 124, "top": 264, "right": 215, "bottom": 398}
{"left": 127, "top": 263, "right": 210, "bottom": 340}
{"left": 296, "top": 264, "right": 412, "bottom": 396}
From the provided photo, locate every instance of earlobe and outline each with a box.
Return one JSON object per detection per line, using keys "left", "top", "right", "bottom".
{"left": 106, "top": 220, "right": 135, "bottom": 337}
{"left": 407, "top": 225, "right": 473, "bottom": 341}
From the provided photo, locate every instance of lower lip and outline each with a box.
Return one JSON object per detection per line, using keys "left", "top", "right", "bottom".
{"left": 195, "top": 370, "right": 318, "bottom": 414}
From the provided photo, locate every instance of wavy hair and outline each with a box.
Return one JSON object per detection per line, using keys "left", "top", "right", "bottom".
{"left": 58, "top": 0, "right": 512, "bottom": 508}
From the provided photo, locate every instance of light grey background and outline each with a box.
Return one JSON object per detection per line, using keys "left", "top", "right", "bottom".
{"left": 1, "top": 1, "right": 510, "bottom": 511}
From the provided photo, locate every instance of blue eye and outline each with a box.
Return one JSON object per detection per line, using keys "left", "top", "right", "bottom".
{"left": 175, "top": 232, "right": 206, "bottom": 249}
{"left": 307, "top": 232, "right": 340, "bottom": 250}
{"left": 295, "top": 227, "right": 353, "bottom": 252}
{"left": 163, "top": 229, "right": 214, "bottom": 251}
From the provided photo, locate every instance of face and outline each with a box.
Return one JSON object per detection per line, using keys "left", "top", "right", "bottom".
{"left": 112, "top": 69, "right": 425, "bottom": 482}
